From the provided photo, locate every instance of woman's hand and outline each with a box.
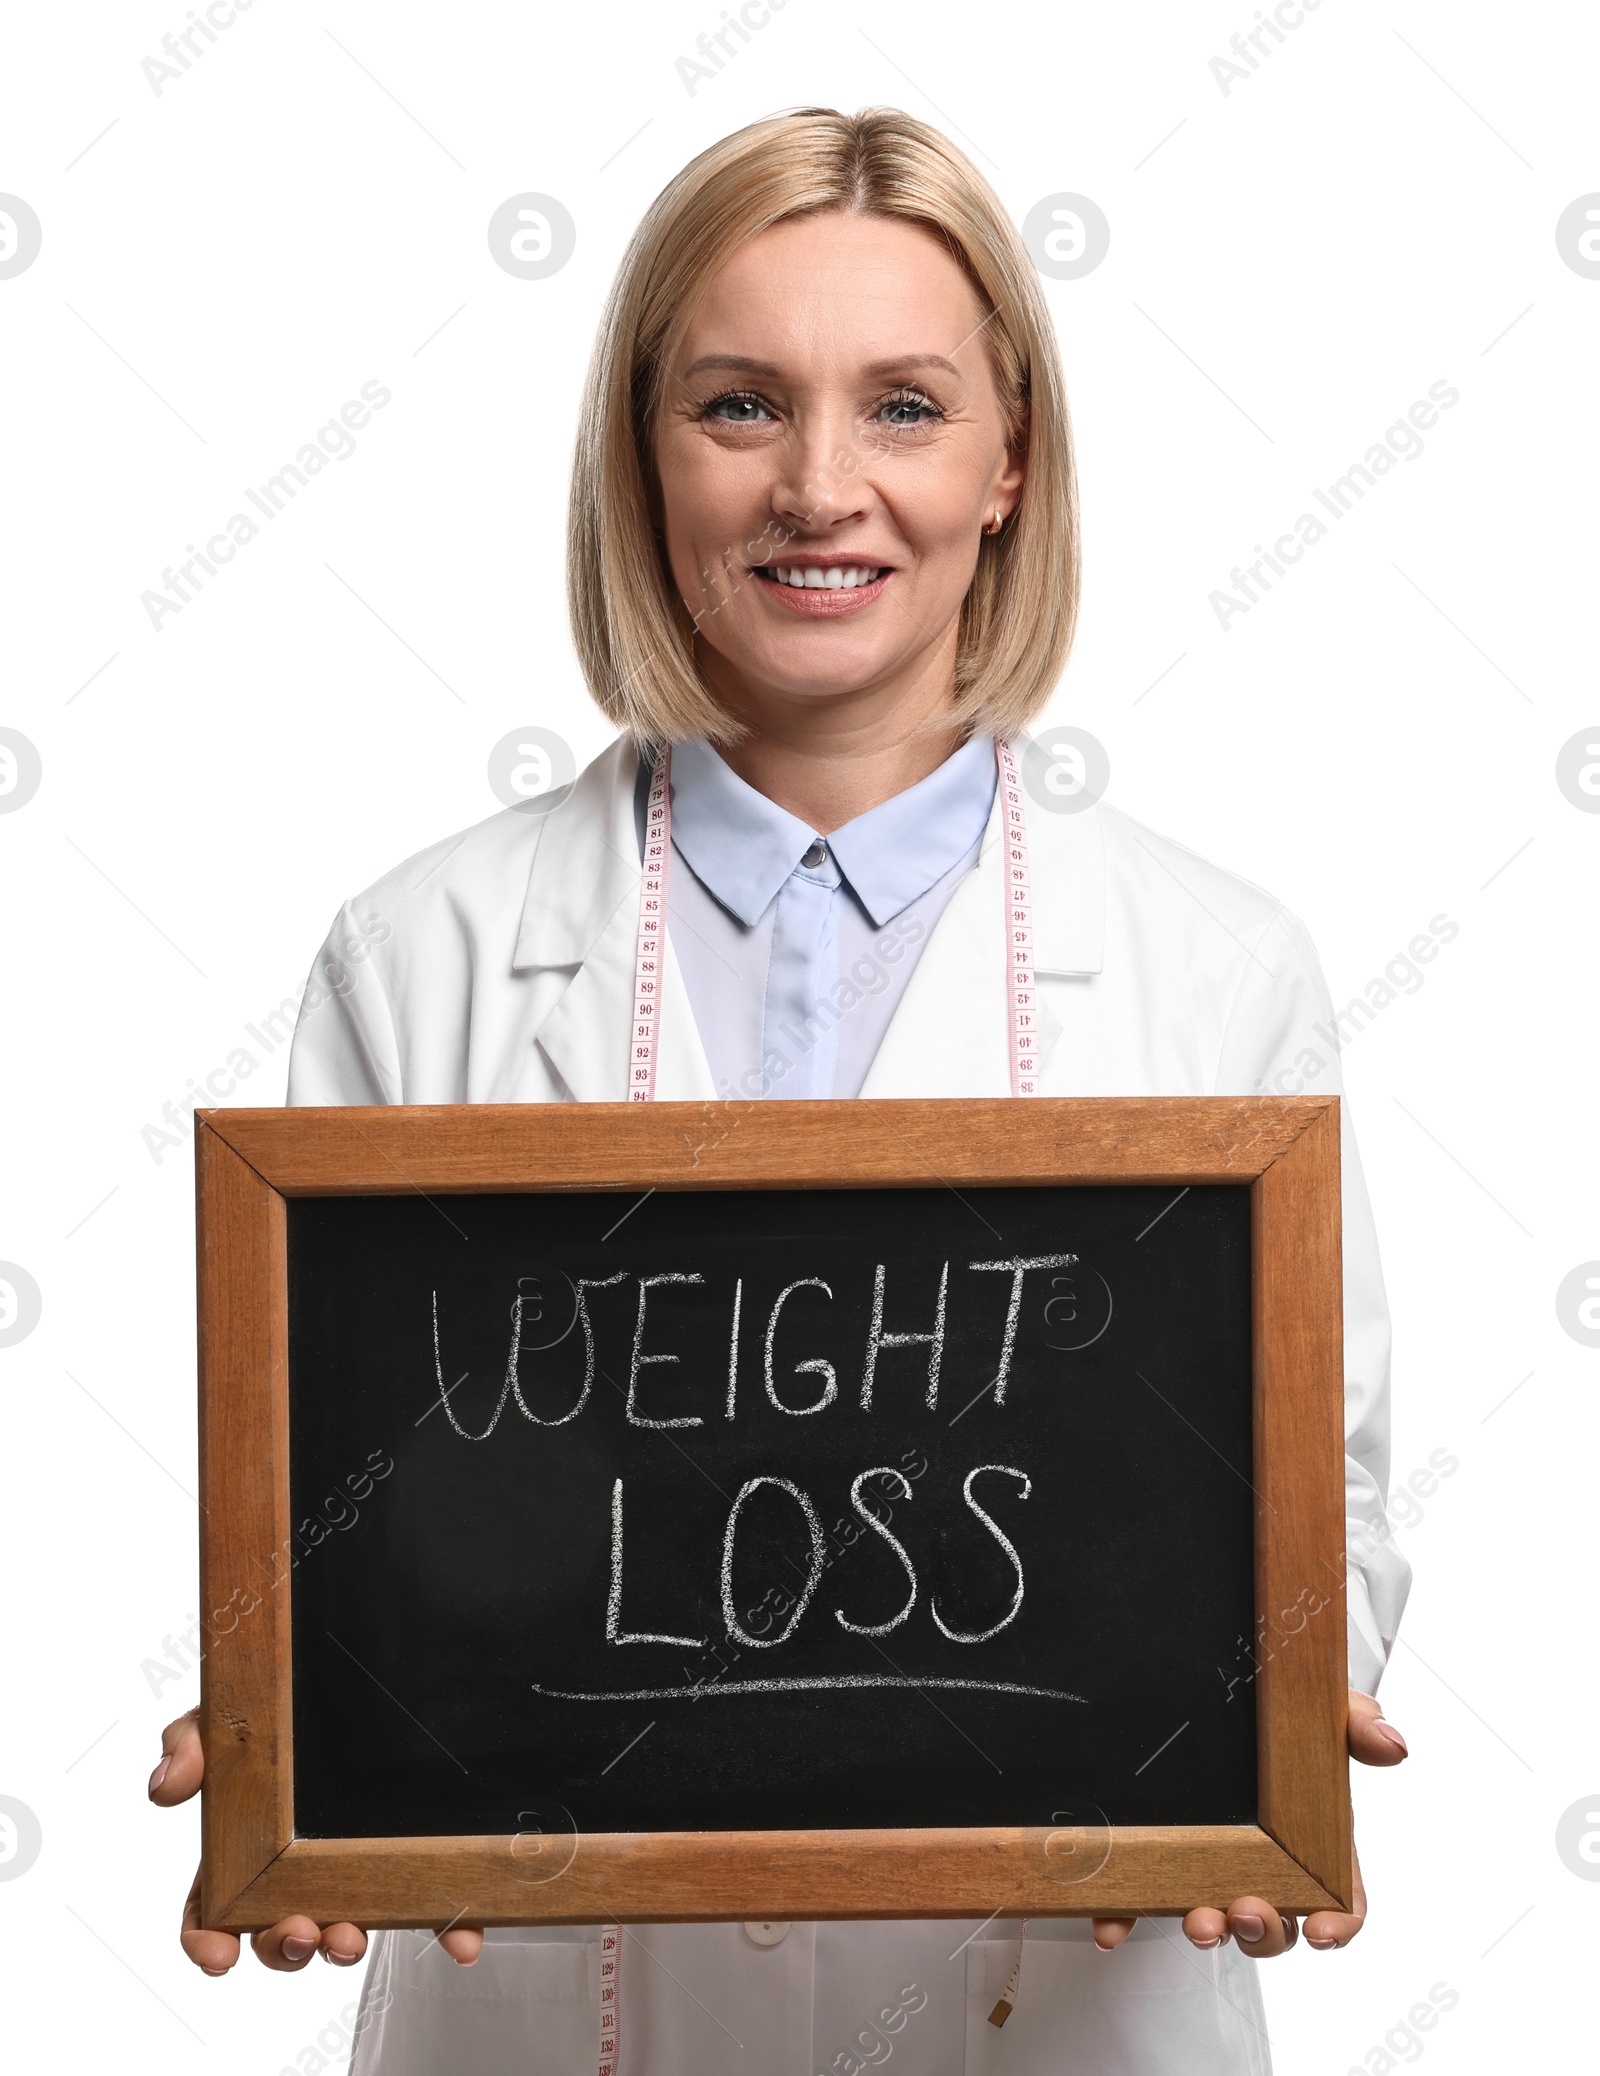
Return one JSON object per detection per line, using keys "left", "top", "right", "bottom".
{"left": 151, "top": 1706, "right": 484, "bottom": 1975}
{"left": 1091, "top": 1687, "right": 1406, "bottom": 1956}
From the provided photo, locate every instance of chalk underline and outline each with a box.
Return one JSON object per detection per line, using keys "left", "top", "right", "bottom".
{"left": 531, "top": 1674, "right": 1086, "bottom": 1704}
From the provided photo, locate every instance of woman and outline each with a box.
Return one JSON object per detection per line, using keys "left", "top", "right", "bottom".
{"left": 153, "top": 106, "right": 1411, "bottom": 2075}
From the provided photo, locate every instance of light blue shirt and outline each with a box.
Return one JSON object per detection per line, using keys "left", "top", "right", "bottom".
{"left": 637, "top": 733, "right": 997, "bottom": 1101}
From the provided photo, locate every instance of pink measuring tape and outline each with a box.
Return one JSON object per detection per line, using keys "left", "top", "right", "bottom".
{"left": 996, "top": 735, "right": 1040, "bottom": 1097}
{"left": 628, "top": 737, "right": 1039, "bottom": 1100}
{"left": 596, "top": 1922, "right": 621, "bottom": 2075}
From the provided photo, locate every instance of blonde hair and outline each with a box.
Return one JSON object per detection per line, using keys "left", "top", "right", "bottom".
{"left": 567, "top": 106, "right": 1080, "bottom": 746}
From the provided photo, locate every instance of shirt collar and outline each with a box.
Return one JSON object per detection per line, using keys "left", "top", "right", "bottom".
{"left": 516, "top": 730, "right": 1105, "bottom": 978}
{"left": 667, "top": 731, "right": 998, "bottom": 930}
{"left": 666, "top": 738, "right": 818, "bottom": 928}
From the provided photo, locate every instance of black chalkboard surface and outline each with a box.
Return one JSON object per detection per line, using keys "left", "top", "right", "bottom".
{"left": 286, "top": 1180, "right": 1255, "bottom": 1843}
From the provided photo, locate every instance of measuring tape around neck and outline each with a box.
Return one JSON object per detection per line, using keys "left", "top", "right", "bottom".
{"left": 628, "top": 736, "right": 1039, "bottom": 1101}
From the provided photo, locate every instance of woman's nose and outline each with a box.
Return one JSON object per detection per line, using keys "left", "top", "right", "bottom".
{"left": 769, "top": 414, "right": 872, "bottom": 531}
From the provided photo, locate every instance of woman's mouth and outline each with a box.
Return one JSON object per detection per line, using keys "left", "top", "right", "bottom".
{"left": 750, "top": 562, "right": 892, "bottom": 615}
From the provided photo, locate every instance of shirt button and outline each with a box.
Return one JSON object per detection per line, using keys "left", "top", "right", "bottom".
{"left": 800, "top": 840, "right": 827, "bottom": 869}
{"left": 743, "top": 1920, "right": 790, "bottom": 1946}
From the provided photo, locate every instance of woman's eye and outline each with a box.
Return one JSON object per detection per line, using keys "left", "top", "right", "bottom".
{"left": 704, "top": 392, "right": 772, "bottom": 424}
{"left": 876, "top": 393, "right": 940, "bottom": 428}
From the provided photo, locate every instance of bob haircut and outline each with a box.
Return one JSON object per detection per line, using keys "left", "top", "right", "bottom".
{"left": 568, "top": 106, "right": 1080, "bottom": 747}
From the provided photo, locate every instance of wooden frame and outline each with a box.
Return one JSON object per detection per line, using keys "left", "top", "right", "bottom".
{"left": 196, "top": 1095, "right": 1349, "bottom": 1930}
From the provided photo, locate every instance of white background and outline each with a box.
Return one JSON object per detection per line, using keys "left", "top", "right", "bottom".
{"left": 2, "top": 1, "right": 1595, "bottom": 2069}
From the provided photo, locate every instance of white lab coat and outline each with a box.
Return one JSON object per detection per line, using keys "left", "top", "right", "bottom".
{"left": 287, "top": 734, "right": 1409, "bottom": 2076}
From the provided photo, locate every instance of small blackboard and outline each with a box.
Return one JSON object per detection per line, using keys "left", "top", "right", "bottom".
{"left": 196, "top": 1098, "right": 1350, "bottom": 1929}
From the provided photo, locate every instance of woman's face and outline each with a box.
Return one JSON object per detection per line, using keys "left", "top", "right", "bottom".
{"left": 653, "top": 211, "right": 1024, "bottom": 725}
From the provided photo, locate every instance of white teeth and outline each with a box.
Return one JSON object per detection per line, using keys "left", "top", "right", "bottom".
{"left": 770, "top": 565, "right": 881, "bottom": 589}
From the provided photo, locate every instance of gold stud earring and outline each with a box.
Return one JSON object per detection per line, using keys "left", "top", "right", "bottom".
{"left": 984, "top": 508, "right": 1005, "bottom": 536}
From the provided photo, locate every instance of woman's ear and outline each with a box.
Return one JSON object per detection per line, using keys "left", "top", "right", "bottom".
{"left": 989, "top": 414, "right": 1028, "bottom": 528}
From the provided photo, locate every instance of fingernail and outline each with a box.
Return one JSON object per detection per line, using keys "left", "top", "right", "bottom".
{"left": 147, "top": 1756, "right": 170, "bottom": 1797}
{"left": 1232, "top": 1914, "right": 1265, "bottom": 1942}
{"left": 1190, "top": 1935, "right": 1221, "bottom": 1949}
{"left": 281, "top": 1937, "right": 316, "bottom": 1962}
{"left": 327, "top": 1950, "right": 360, "bottom": 1967}
{"left": 1306, "top": 1936, "right": 1339, "bottom": 1950}
{"left": 201, "top": 1965, "right": 228, "bottom": 1977}
{"left": 1375, "top": 1720, "right": 1408, "bottom": 1754}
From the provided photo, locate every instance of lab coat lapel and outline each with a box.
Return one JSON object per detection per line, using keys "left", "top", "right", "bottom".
{"left": 514, "top": 738, "right": 717, "bottom": 1103}
{"left": 859, "top": 754, "right": 1107, "bottom": 1100}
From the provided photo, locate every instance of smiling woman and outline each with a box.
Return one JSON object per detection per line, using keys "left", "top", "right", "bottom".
{"left": 153, "top": 103, "right": 1413, "bottom": 2076}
